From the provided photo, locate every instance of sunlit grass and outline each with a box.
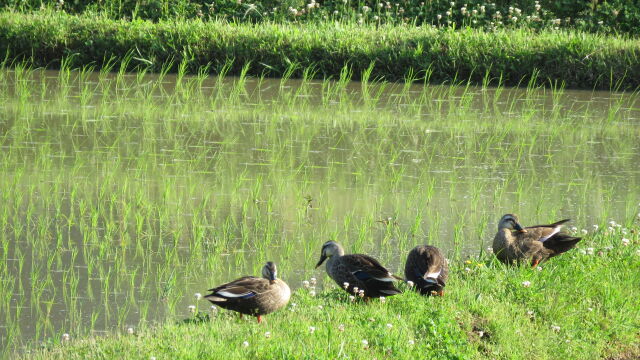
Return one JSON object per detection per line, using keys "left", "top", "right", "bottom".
{"left": 18, "top": 226, "right": 640, "bottom": 359}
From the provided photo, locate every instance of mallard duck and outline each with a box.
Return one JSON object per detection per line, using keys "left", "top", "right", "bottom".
{"left": 492, "top": 214, "right": 582, "bottom": 267}
{"left": 315, "top": 241, "right": 402, "bottom": 298}
{"left": 404, "top": 245, "right": 448, "bottom": 296}
{"left": 205, "top": 261, "right": 290, "bottom": 323}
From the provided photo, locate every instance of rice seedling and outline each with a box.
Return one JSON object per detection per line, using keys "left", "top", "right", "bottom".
{"left": 0, "top": 60, "right": 638, "bottom": 358}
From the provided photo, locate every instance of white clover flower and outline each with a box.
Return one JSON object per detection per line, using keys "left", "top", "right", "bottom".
{"left": 593, "top": 224, "right": 599, "bottom": 231}
{"left": 317, "top": 305, "right": 323, "bottom": 310}
{"left": 581, "top": 229, "right": 588, "bottom": 235}
{"left": 586, "top": 247, "right": 594, "bottom": 255}
{"left": 408, "top": 339, "right": 415, "bottom": 345}
{"left": 333, "top": 10, "right": 339, "bottom": 14}
{"left": 551, "top": 325, "right": 561, "bottom": 332}
{"left": 522, "top": 281, "right": 531, "bottom": 288}
{"left": 62, "top": 333, "right": 70, "bottom": 341}
{"left": 472, "top": 9, "right": 477, "bottom": 15}
{"left": 437, "top": 14, "right": 442, "bottom": 20}
{"left": 349, "top": 295, "right": 355, "bottom": 302}
{"left": 362, "top": 5, "right": 370, "bottom": 12}
{"left": 536, "top": 266, "right": 543, "bottom": 271}
{"left": 361, "top": 339, "right": 369, "bottom": 348}
{"left": 264, "top": 331, "right": 271, "bottom": 338}
{"left": 338, "top": 324, "right": 345, "bottom": 331}
{"left": 242, "top": 341, "right": 249, "bottom": 347}
{"left": 309, "top": 326, "right": 316, "bottom": 334}
{"left": 195, "top": 293, "right": 202, "bottom": 300}
{"left": 343, "top": 282, "right": 349, "bottom": 290}
{"left": 310, "top": 277, "right": 317, "bottom": 286}
{"left": 609, "top": 220, "right": 616, "bottom": 227}
{"left": 127, "top": 327, "right": 134, "bottom": 334}
{"left": 464, "top": 267, "right": 471, "bottom": 273}
{"left": 353, "top": 287, "right": 359, "bottom": 294}
{"left": 446, "top": 11, "right": 451, "bottom": 16}
{"left": 188, "top": 305, "right": 196, "bottom": 313}
{"left": 621, "top": 238, "right": 630, "bottom": 246}
{"left": 309, "top": 290, "right": 316, "bottom": 297}
{"left": 358, "top": 289, "right": 365, "bottom": 298}
{"left": 386, "top": 323, "right": 393, "bottom": 329}
{"left": 450, "top": 1, "right": 455, "bottom": 6}
{"left": 486, "top": 247, "right": 493, "bottom": 254}
{"left": 526, "top": 310, "right": 534, "bottom": 317}
{"left": 406, "top": 280, "right": 414, "bottom": 287}
{"left": 587, "top": 307, "right": 594, "bottom": 312}
{"left": 373, "top": 15, "right": 379, "bottom": 20}
{"left": 302, "top": 280, "right": 310, "bottom": 288}
{"left": 379, "top": 296, "right": 386, "bottom": 303}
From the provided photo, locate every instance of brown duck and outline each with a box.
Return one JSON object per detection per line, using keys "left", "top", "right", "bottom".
{"left": 205, "top": 261, "right": 290, "bottom": 323}
{"left": 404, "top": 245, "right": 448, "bottom": 296}
{"left": 316, "top": 241, "right": 402, "bottom": 298}
{"left": 492, "top": 214, "right": 582, "bottom": 267}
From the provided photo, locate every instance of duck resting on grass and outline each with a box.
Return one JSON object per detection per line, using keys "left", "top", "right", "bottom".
{"left": 492, "top": 214, "right": 582, "bottom": 267}
{"left": 404, "top": 245, "right": 448, "bottom": 296}
{"left": 205, "top": 261, "right": 290, "bottom": 323}
{"left": 315, "top": 241, "right": 402, "bottom": 299}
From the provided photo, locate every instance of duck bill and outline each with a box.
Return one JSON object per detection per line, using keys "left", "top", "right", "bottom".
{"left": 315, "top": 255, "right": 327, "bottom": 268}
{"left": 269, "top": 279, "right": 276, "bottom": 284}
{"left": 514, "top": 222, "right": 525, "bottom": 232}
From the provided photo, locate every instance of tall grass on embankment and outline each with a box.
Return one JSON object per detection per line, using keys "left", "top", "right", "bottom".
{"left": 0, "top": 11, "right": 639, "bottom": 90}
{"left": 18, "top": 224, "right": 640, "bottom": 359}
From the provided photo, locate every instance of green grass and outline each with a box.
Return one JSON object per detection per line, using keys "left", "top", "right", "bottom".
{"left": 1, "top": 11, "right": 639, "bottom": 89}
{"left": 19, "top": 227, "right": 640, "bottom": 359}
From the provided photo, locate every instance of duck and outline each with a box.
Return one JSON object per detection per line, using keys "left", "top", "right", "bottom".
{"left": 404, "top": 245, "right": 448, "bottom": 296}
{"left": 492, "top": 214, "right": 582, "bottom": 267}
{"left": 315, "top": 241, "right": 402, "bottom": 298}
{"left": 205, "top": 261, "right": 290, "bottom": 323}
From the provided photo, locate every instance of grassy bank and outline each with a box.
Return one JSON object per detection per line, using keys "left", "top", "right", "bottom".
{"left": 19, "top": 223, "right": 640, "bottom": 359}
{"left": 1, "top": 11, "right": 639, "bottom": 89}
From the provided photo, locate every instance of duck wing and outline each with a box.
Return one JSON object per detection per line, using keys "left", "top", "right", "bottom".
{"left": 344, "top": 254, "right": 398, "bottom": 282}
{"left": 341, "top": 254, "right": 401, "bottom": 296}
{"left": 206, "top": 276, "right": 269, "bottom": 302}
{"left": 525, "top": 219, "right": 571, "bottom": 242}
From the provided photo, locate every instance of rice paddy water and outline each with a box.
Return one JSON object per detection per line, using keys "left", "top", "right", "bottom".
{"left": 0, "top": 62, "right": 638, "bottom": 356}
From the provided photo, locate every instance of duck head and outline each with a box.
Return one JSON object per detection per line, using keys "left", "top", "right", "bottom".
{"left": 315, "top": 241, "right": 344, "bottom": 268}
{"left": 498, "top": 214, "right": 525, "bottom": 232}
{"left": 262, "top": 261, "right": 278, "bottom": 284}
